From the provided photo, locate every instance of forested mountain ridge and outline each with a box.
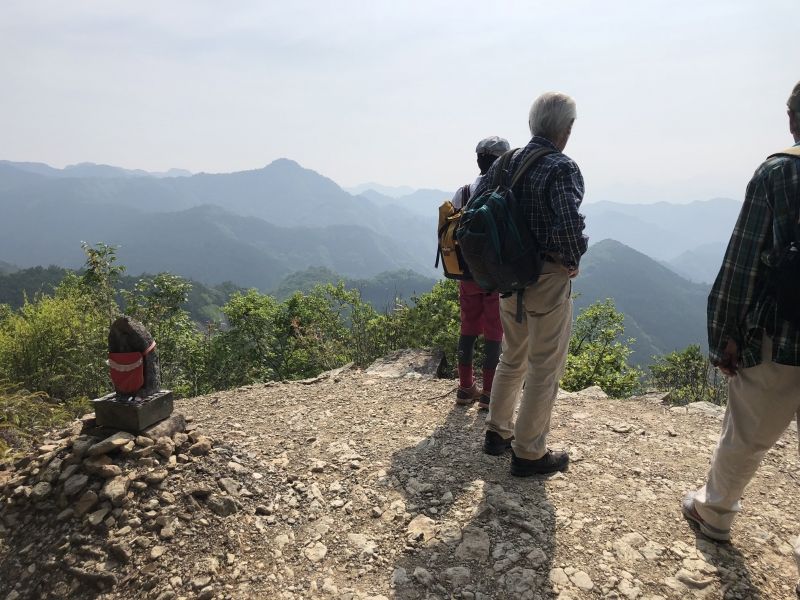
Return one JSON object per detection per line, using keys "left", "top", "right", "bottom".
{"left": 1, "top": 157, "right": 723, "bottom": 362}
{"left": 2, "top": 238, "right": 710, "bottom": 367}
{"left": 0, "top": 263, "right": 436, "bottom": 321}
{"left": 581, "top": 198, "right": 740, "bottom": 283}
{"left": 573, "top": 239, "right": 710, "bottom": 363}
{"left": 0, "top": 264, "right": 239, "bottom": 324}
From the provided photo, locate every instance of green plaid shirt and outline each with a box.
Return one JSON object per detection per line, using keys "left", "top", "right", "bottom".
{"left": 708, "top": 143, "right": 800, "bottom": 367}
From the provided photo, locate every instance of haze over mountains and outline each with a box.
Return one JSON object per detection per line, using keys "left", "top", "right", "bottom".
{"left": 0, "top": 157, "right": 740, "bottom": 360}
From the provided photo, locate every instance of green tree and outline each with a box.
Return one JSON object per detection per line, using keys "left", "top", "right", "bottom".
{"left": 395, "top": 279, "right": 460, "bottom": 370}
{"left": 562, "top": 298, "right": 642, "bottom": 398}
{"left": 121, "top": 273, "right": 204, "bottom": 397}
{"left": 80, "top": 242, "right": 125, "bottom": 324}
{"left": 0, "top": 282, "right": 107, "bottom": 401}
{"left": 649, "top": 344, "right": 727, "bottom": 405}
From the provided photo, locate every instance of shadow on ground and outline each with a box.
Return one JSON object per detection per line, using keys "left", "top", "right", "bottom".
{"left": 684, "top": 527, "right": 766, "bottom": 599}
{"left": 388, "top": 399, "right": 557, "bottom": 599}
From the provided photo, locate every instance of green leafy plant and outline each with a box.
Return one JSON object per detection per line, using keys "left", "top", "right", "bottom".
{"left": 0, "top": 381, "right": 88, "bottom": 460}
{"left": 562, "top": 298, "right": 642, "bottom": 398}
{"left": 121, "top": 273, "right": 203, "bottom": 396}
{"left": 649, "top": 344, "right": 727, "bottom": 405}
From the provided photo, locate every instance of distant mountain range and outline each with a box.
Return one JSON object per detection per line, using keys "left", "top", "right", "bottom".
{"left": 572, "top": 239, "right": 709, "bottom": 363}
{"left": 0, "top": 157, "right": 735, "bottom": 361}
{"left": 0, "top": 159, "right": 438, "bottom": 287}
{"left": 0, "top": 260, "right": 17, "bottom": 275}
{"left": 0, "top": 160, "right": 192, "bottom": 179}
{"left": 345, "top": 182, "right": 416, "bottom": 198}
{"left": 581, "top": 199, "right": 739, "bottom": 283}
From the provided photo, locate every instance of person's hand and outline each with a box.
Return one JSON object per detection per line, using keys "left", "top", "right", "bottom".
{"left": 716, "top": 338, "right": 739, "bottom": 377}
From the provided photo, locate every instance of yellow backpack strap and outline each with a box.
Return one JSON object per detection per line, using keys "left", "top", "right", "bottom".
{"left": 768, "top": 146, "right": 800, "bottom": 159}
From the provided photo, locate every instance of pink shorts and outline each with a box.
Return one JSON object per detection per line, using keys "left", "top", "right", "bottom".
{"left": 459, "top": 280, "right": 503, "bottom": 342}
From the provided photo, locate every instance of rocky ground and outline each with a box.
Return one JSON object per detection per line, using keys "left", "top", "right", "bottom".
{"left": 1, "top": 350, "right": 799, "bottom": 600}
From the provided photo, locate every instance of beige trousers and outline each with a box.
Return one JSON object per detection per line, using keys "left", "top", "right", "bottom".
{"left": 693, "top": 335, "right": 800, "bottom": 575}
{"left": 486, "top": 265, "right": 572, "bottom": 460}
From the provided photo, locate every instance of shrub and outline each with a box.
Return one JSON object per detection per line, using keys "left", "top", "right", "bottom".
{"left": 561, "top": 298, "right": 642, "bottom": 398}
{"left": 0, "top": 381, "right": 88, "bottom": 460}
{"left": 0, "top": 283, "right": 108, "bottom": 400}
{"left": 649, "top": 344, "right": 727, "bottom": 405}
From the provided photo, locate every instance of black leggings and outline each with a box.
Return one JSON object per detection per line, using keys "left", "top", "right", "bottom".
{"left": 458, "top": 335, "right": 501, "bottom": 371}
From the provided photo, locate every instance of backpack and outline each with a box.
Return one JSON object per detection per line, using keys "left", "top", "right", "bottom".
{"left": 767, "top": 146, "right": 800, "bottom": 325}
{"left": 435, "top": 184, "right": 472, "bottom": 279}
{"left": 455, "top": 147, "right": 555, "bottom": 320}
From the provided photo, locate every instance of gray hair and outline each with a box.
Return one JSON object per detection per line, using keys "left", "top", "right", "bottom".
{"left": 528, "top": 92, "right": 577, "bottom": 140}
{"left": 788, "top": 80, "right": 800, "bottom": 114}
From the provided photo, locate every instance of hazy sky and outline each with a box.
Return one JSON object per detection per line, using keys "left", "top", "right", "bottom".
{"left": 1, "top": 1, "right": 797, "bottom": 202}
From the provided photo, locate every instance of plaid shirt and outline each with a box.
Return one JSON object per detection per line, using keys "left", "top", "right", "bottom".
{"left": 707, "top": 143, "right": 800, "bottom": 367}
{"left": 472, "top": 136, "right": 588, "bottom": 267}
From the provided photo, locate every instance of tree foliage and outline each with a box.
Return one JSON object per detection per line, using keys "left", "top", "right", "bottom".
{"left": 0, "top": 281, "right": 108, "bottom": 400}
{"left": 0, "top": 244, "right": 695, "bottom": 456}
{"left": 561, "top": 298, "right": 642, "bottom": 398}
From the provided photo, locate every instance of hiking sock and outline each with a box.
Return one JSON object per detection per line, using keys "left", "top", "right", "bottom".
{"left": 457, "top": 364, "right": 474, "bottom": 390}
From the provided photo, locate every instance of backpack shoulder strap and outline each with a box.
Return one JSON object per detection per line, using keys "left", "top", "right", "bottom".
{"left": 491, "top": 149, "right": 519, "bottom": 188}
{"left": 461, "top": 183, "right": 471, "bottom": 207}
{"left": 768, "top": 147, "right": 800, "bottom": 159}
{"left": 510, "top": 147, "right": 556, "bottom": 188}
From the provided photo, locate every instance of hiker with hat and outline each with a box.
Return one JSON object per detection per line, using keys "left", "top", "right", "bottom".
{"left": 452, "top": 136, "right": 510, "bottom": 410}
{"left": 682, "top": 80, "right": 800, "bottom": 596}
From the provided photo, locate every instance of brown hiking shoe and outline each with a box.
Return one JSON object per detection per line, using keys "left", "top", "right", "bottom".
{"left": 456, "top": 383, "right": 480, "bottom": 405}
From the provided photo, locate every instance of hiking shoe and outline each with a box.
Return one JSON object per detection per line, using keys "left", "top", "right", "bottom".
{"left": 477, "top": 392, "right": 490, "bottom": 411}
{"left": 456, "top": 383, "right": 480, "bottom": 406}
{"left": 511, "top": 449, "right": 569, "bottom": 476}
{"left": 483, "top": 430, "right": 513, "bottom": 455}
{"left": 681, "top": 493, "right": 731, "bottom": 542}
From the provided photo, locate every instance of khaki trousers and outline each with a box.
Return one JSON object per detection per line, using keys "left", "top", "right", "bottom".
{"left": 693, "top": 335, "right": 800, "bottom": 575}
{"left": 486, "top": 265, "right": 572, "bottom": 460}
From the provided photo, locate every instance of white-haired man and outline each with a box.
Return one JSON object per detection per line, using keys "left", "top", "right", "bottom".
{"left": 472, "top": 92, "right": 587, "bottom": 476}
{"left": 682, "top": 80, "right": 800, "bottom": 595}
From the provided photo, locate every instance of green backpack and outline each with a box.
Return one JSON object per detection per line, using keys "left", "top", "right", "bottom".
{"left": 456, "top": 147, "right": 554, "bottom": 320}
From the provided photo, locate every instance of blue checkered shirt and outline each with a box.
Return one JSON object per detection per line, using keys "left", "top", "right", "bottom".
{"left": 472, "top": 136, "right": 588, "bottom": 268}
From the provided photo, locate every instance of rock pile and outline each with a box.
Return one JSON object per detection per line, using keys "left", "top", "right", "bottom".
{"left": 0, "top": 413, "right": 222, "bottom": 599}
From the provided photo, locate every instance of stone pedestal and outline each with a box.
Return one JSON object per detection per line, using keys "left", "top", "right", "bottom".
{"left": 92, "top": 391, "right": 174, "bottom": 433}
